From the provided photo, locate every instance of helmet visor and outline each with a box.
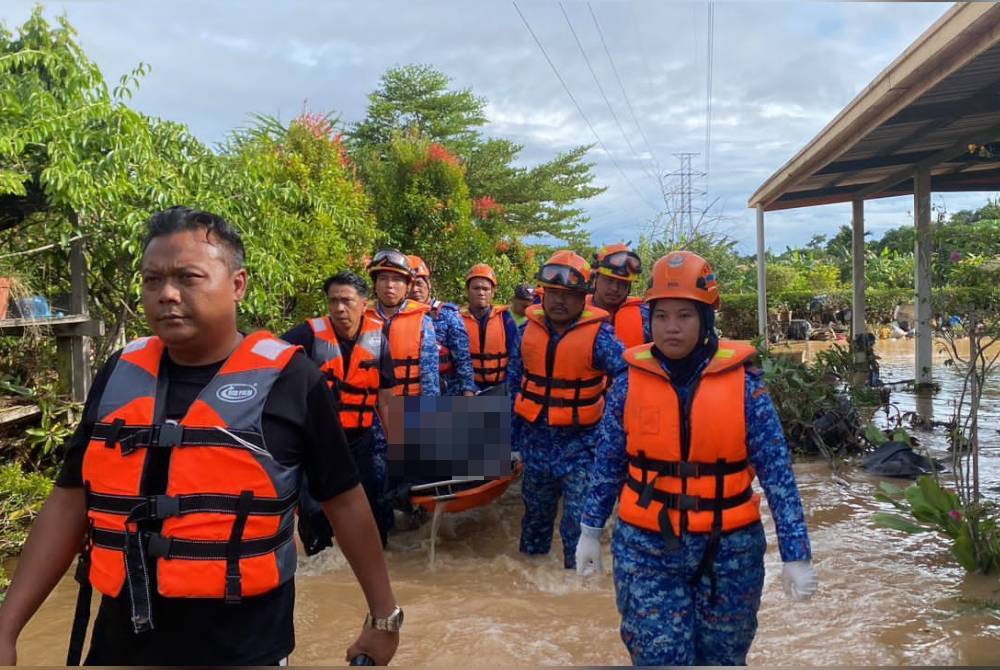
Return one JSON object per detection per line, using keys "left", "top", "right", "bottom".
{"left": 599, "top": 251, "right": 641, "bottom": 279}
{"left": 370, "top": 249, "right": 410, "bottom": 274}
{"left": 536, "top": 264, "right": 589, "bottom": 290}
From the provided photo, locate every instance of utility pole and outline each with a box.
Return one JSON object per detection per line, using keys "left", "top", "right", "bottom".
{"left": 666, "top": 152, "right": 705, "bottom": 236}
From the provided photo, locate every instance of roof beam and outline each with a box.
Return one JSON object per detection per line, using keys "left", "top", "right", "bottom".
{"left": 881, "top": 91, "right": 1000, "bottom": 127}
{"left": 856, "top": 117, "right": 1000, "bottom": 198}
{"left": 749, "top": 2, "right": 1000, "bottom": 209}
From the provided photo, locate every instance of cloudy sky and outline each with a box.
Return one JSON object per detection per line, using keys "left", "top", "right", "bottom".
{"left": 5, "top": 1, "right": 995, "bottom": 252}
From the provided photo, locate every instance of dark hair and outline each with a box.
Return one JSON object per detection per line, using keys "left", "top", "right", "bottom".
{"left": 323, "top": 271, "right": 369, "bottom": 298}
{"left": 142, "top": 206, "right": 245, "bottom": 270}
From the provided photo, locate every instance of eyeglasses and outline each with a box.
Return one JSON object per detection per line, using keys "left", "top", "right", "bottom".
{"left": 536, "top": 264, "right": 589, "bottom": 290}
{"left": 599, "top": 251, "right": 641, "bottom": 278}
{"left": 369, "top": 249, "right": 410, "bottom": 273}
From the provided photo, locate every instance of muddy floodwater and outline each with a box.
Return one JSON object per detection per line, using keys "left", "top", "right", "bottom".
{"left": 14, "top": 339, "right": 1000, "bottom": 665}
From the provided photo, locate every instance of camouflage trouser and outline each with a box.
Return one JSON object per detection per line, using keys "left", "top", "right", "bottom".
{"left": 518, "top": 458, "right": 590, "bottom": 569}
{"left": 612, "top": 520, "right": 766, "bottom": 666}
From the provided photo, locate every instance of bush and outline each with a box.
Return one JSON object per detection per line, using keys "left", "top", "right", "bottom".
{"left": 0, "top": 463, "right": 52, "bottom": 599}
{"left": 717, "top": 287, "right": 999, "bottom": 339}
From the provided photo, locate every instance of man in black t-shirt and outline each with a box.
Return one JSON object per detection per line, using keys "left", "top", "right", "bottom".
{"left": 0, "top": 207, "right": 402, "bottom": 666}
{"left": 283, "top": 271, "right": 396, "bottom": 549}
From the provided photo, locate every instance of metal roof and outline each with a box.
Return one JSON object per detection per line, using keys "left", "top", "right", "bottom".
{"left": 749, "top": 2, "right": 1000, "bottom": 212}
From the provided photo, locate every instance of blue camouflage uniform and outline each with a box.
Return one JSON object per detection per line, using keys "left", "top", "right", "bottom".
{"left": 431, "top": 301, "right": 477, "bottom": 395}
{"left": 467, "top": 307, "right": 520, "bottom": 394}
{"left": 508, "top": 319, "right": 626, "bottom": 569}
{"left": 582, "top": 362, "right": 812, "bottom": 666}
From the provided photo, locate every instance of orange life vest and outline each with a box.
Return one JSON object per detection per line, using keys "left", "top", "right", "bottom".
{"left": 587, "top": 295, "right": 645, "bottom": 348}
{"left": 307, "top": 315, "right": 382, "bottom": 430}
{"left": 513, "top": 305, "right": 610, "bottom": 427}
{"left": 461, "top": 305, "right": 510, "bottom": 386}
{"left": 367, "top": 300, "right": 431, "bottom": 396}
{"left": 617, "top": 341, "right": 761, "bottom": 539}
{"left": 81, "top": 331, "right": 300, "bottom": 633}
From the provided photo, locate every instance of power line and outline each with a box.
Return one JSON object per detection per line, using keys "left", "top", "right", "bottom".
{"left": 705, "top": 2, "right": 715, "bottom": 187}
{"left": 511, "top": 0, "right": 659, "bottom": 213}
{"left": 587, "top": 2, "right": 662, "bottom": 175}
{"left": 559, "top": 2, "right": 656, "bottom": 183}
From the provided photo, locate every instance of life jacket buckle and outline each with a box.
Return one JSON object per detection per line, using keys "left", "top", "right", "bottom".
{"left": 156, "top": 421, "right": 183, "bottom": 448}
{"left": 149, "top": 494, "right": 180, "bottom": 519}
{"left": 677, "top": 461, "right": 702, "bottom": 478}
{"left": 145, "top": 532, "right": 173, "bottom": 558}
{"left": 677, "top": 493, "right": 701, "bottom": 511}
{"left": 637, "top": 483, "right": 656, "bottom": 509}
{"left": 224, "top": 568, "right": 242, "bottom": 605}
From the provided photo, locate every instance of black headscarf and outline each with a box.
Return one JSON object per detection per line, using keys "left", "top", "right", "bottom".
{"left": 650, "top": 301, "right": 719, "bottom": 390}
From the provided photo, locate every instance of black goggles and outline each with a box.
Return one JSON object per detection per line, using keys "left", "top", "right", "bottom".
{"left": 536, "top": 264, "right": 589, "bottom": 290}
{"left": 369, "top": 249, "right": 409, "bottom": 273}
{"left": 599, "top": 251, "right": 642, "bottom": 277}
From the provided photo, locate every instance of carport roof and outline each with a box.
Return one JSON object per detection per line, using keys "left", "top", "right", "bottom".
{"left": 749, "top": 2, "right": 1000, "bottom": 212}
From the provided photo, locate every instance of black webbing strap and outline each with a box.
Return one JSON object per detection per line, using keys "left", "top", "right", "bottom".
{"left": 517, "top": 388, "right": 603, "bottom": 409}
{"left": 90, "top": 422, "right": 264, "bottom": 456}
{"left": 66, "top": 544, "right": 92, "bottom": 665}
{"left": 86, "top": 490, "right": 298, "bottom": 518}
{"left": 522, "top": 370, "right": 604, "bottom": 389}
{"left": 92, "top": 524, "right": 295, "bottom": 560}
{"left": 689, "top": 459, "right": 729, "bottom": 603}
{"left": 625, "top": 477, "right": 753, "bottom": 512}
{"left": 224, "top": 491, "right": 254, "bottom": 605}
{"left": 628, "top": 453, "right": 749, "bottom": 479}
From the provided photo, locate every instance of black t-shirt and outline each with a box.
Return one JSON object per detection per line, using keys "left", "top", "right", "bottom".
{"left": 57, "top": 345, "right": 360, "bottom": 666}
{"left": 282, "top": 319, "right": 395, "bottom": 442}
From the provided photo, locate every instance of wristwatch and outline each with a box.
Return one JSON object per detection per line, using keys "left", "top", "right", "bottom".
{"left": 364, "top": 606, "right": 404, "bottom": 632}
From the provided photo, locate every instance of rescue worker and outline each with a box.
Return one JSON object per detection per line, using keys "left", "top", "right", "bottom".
{"left": 461, "top": 263, "right": 519, "bottom": 394}
{"left": 282, "top": 271, "right": 396, "bottom": 548}
{"left": 365, "top": 249, "right": 439, "bottom": 397}
{"left": 407, "top": 255, "right": 476, "bottom": 397}
{"left": 0, "top": 207, "right": 401, "bottom": 666}
{"left": 507, "top": 250, "right": 625, "bottom": 569}
{"left": 576, "top": 250, "right": 817, "bottom": 666}
{"left": 588, "top": 243, "right": 648, "bottom": 348}
{"left": 509, "top": 283, "right": 535, "bottom": 327}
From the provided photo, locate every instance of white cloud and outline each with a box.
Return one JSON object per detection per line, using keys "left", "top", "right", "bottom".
{"left": 3, "top": 0, "right": 977, "bottom": 252}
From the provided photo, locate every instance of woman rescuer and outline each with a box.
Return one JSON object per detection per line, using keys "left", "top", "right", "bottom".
{"left": 575, "top": 251, "right": 818, "bottom": 666}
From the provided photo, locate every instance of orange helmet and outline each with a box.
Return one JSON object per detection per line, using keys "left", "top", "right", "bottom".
{"left": 367, "top": 248, "right": 411, "bottom": 280}
{"left": 536, "top": 250, "right": 591, "bottom": 291}
{"left": 407, "top": 254, "right": 431, "bottom": 280}
{"left": 593, "top": 243, "right": 641, "bottom": 282}
{"left": 644, "top": 251, "right": 719, "bottom": 309}
{"left": 465, "top": 263, "right": 498, "bottom": 286}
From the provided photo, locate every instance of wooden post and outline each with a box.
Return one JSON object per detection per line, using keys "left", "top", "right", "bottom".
{"left": 756, "top": 204, "right": 767, "bottom": 345}
{"left": 851, "top": 198, "right": 866, "bottom": 339}
{"left": 56, "top": 237, "right": 92, "bottom": 402}
{"left": 914, "top": 168, "right": 933, "bottom": 387}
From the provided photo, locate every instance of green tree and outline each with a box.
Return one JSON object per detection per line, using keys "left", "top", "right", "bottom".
{"left": 351, "top": 65, "right": 604, "bottom": 250}
{"left": 350, "top": 64, "right": 487, "bottom": 156}
{"left": 360, "top": 130, "right": 487, "bottom": 300}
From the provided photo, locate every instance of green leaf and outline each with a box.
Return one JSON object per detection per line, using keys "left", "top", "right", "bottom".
{"left": 952, "top": 523, "right": 978, "bottom": 572}
{"left": 874, "top": 512, "right": 927, "bottom": 534}
{"left": 865, "top": 423, "right": 889, "bottom": 445}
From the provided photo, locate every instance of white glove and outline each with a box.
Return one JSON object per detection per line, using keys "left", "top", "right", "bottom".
{"left": 781, "top": 560, "right": 818, "bottom": 601}
{"left": 575, "top": 524, "right": 603, "bottom": 576}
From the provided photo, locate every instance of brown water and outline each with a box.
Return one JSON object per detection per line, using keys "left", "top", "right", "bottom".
{"left": 14, "top": 340, "right": 1000, "bottom": 665}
